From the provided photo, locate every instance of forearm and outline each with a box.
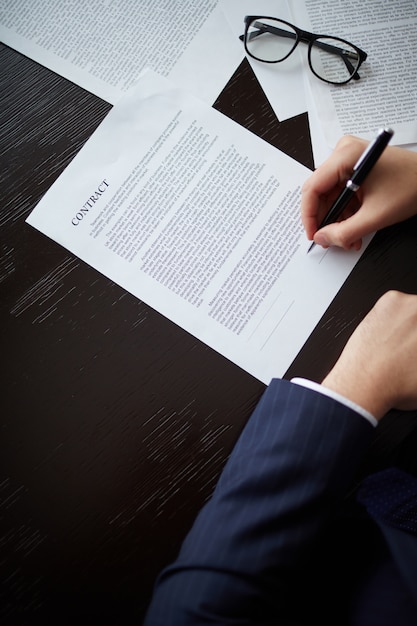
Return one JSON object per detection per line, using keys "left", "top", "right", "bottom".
{"left": 144, "top": 379, "right": 374, "bottom": 625}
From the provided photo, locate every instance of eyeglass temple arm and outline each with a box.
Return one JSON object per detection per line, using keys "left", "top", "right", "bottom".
{"left": 240, "top": 22, "right": 297, "bottom": 44}
{"left": 241, "top": 22, "right": 362, "bottom": 79}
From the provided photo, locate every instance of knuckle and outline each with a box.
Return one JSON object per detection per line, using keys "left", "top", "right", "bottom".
{"left": 336, "top": 134, "right": 366, "bottom": 154}
{"left": 378, "top": 290, "right": 402, "bottom": 310}
{"left": 336, "top": 135, "right": 354, "bottom": 149}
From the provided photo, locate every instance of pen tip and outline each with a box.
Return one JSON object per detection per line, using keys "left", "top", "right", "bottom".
{"left": 307, "top": 241, "right": 315, "bottom": 254}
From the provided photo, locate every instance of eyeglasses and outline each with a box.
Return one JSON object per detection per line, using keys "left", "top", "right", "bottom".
{"left": 240, "top": 16, "right": 367, "bottom": 85}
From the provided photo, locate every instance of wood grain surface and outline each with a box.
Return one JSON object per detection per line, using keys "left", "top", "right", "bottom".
{"left": 1, "top": 42, "right": 417, "bottom": 625}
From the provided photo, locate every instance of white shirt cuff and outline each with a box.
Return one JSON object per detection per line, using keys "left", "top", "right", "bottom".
{"left": 291, "top": 377, "right": 378, "bottom": 427}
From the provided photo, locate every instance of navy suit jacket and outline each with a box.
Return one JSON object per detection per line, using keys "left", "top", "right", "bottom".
{"left": 145, "top": 379, "right": 417, "bottom": 625}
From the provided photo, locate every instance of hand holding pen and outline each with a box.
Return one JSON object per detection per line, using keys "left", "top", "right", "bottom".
{"left": 301, "top": 129, "right": 417, "bottom": 253}
{"left": 307, "top": 128, "right": 393, "bottom": 252}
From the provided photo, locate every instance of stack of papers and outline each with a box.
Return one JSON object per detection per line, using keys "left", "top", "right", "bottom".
{"left": 2, "top": 0, "right": 414, "bottom": 381}
{"left": 2, "top": 0, "right": 415, "bottom": 156}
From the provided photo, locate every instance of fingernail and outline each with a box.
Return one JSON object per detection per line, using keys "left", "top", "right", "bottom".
{"left": 315, "top": 234, "right": 329, "bottom": 248}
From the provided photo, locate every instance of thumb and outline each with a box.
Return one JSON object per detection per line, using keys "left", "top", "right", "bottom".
{"left": 314, "top": 211, "right": 375, "bottom": 250}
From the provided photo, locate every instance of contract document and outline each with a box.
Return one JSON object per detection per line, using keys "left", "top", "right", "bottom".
{"left": 27, "top": 70, "right": 371, "bottom": 384}
{"left": 0, "top": 0, "right": 243, "bottom": 106}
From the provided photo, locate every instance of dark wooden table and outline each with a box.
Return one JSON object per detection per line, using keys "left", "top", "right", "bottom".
{"left": 1, "top": 42, "right": 417, "bottom": 625}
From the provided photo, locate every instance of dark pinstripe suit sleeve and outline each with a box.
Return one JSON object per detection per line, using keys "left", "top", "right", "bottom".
{"left": 144, "top": 378, "right": 374, "bottom": 625}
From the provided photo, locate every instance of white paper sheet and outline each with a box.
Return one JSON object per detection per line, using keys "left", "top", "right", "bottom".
{"left": 291, "top": 0, "right": 417, "bottom": 147}
{"left": 0, "top": 0, "right": 243, "bottom": 105}
{"left": 219, "top": 0, "right": 308, "bottom": 120}
{"left": 219, "top": 0, "right": 332, "bottom": 164}
{"left": 26, "top": 70, "right": 371, "bottom": 383}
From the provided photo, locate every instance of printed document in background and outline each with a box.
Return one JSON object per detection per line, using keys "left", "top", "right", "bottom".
{"left": 27, "top": 70, "right": 371, "bottom": 384}
{"left": 222, "top": 0, "right": 417, "bottom": 159}
{"left": 291, "top": 0, "right": 417, "bottom": 148}
{"left": 0, "top": 0, "right": 243, "bottom": 106}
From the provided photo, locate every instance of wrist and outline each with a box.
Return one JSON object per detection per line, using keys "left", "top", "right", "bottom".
{"left": 292, "top": 378, "right": 377, "bottom": 426}
{"left": 321, "top": 369, "right": 389, "bottom": 422}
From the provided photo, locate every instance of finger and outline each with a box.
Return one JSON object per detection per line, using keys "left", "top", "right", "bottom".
{"left": 301, "top": 137, "right": 367, "bottom": 239}
{"left": 314, "top": 209, "right": 376, "bottom": 249}
{"left": 301, "top": 189, "right": 345, "bottom": 239}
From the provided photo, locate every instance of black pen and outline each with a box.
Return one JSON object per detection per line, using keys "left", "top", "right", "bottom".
{"left": 307, "top": 128, "right": 394, "bottom": 253}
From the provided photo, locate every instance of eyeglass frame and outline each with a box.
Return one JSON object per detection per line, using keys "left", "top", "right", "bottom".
{"left": 240, "top": 15, "right": 368, "bottom": 85}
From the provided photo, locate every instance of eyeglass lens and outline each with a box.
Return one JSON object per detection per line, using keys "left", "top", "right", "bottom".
{"left": 246, "top": 19, "right": 298, "bottom": 62}
{"left": 309, "top": 37, "right": 360, "bottom": 83}
{"left": 246, "top": 18, "right": 360, "bottom": 84}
